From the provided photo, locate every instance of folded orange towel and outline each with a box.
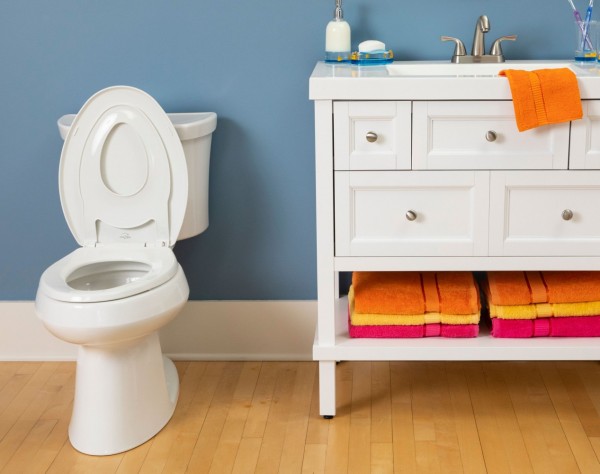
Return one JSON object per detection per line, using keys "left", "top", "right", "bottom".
{"left": 499, "top": 68, "right": 582, "bottom": 132}
{"left": 352, "top": 272, "right": 424, "bottom": 315}
{"left": 352, "top": 272, "right": 479, "bottom": 315}
{"left": 349, "top": 287, "right": 480, "bottom": 325}
{"left": 543, "top": 271, "right": 600, "bottom": 303}
{"left": 486, "top": 271, "right": 600, "bottom": 305}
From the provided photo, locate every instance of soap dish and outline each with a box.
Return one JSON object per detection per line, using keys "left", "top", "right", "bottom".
{"left": 350, "top": 50, "right": 394, "bottom": 65}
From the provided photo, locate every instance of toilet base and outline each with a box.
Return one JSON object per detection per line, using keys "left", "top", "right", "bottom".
{"left": 68, "top": 331, "right": 179, "bottom": 456}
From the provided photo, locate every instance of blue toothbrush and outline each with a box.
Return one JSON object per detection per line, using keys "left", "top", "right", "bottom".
{"left": 582, "top": 0, "right": 595, "bottom": 51}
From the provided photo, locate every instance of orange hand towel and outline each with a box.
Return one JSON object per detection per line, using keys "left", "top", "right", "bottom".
{"left": 352, "top": 272, "right": 479, "bottom": 315}
{"left": 499, "top": 68, "right": 582, "bottom": 132}
{"left": 486, "top": 271, "right": 600, "bottom": 305}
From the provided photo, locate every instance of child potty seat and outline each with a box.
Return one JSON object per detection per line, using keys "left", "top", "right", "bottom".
{"left": 59, "top": 86, "right": 188, "bottom": 249}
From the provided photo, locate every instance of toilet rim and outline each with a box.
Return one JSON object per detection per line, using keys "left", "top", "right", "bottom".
{"left": 38, "top": 246, "right": 179, "bottom": 303}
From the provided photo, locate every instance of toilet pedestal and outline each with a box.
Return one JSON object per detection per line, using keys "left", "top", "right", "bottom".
{"left": 68, "top": 331, "right": 179, "bottom": 455}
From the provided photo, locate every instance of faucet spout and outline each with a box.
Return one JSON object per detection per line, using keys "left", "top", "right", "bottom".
{"left": 471, "top": 15, "right": 490, "bottom": 56}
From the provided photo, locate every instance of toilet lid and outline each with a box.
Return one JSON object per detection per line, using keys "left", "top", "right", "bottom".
{"left": 59, "top": 86, "right": 188, "bottom": 248}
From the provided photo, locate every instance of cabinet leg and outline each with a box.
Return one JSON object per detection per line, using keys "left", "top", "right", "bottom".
{"left": 319, "top": 360, "right": 336, "bottom": 418}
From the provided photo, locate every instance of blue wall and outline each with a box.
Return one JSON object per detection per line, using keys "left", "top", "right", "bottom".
{"left": 0, "top": 1, "right": 576, "bottom": 300}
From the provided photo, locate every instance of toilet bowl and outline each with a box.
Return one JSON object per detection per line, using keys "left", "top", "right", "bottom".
{"left": 35, "top": 86, "right": 216, "bottom": 455}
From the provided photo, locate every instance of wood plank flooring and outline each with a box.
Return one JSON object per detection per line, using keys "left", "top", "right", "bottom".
{"left": 2, "top": 360, "right": 600, "bottom": 472}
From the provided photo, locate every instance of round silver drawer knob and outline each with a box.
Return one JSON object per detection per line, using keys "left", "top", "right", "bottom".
{"left": 366, "top": 131, "right": 378, "bottom": 143}
{"left": 562, "top": 209, "right": 574, "bottom": 221}
{"left": 485, "top": 130, "right": 497, "bottom": 142}
{"left": 406, "top": 210, "right": 417, "bottom": 221}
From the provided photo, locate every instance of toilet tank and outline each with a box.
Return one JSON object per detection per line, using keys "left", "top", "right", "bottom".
{"left": 57, "top": 112, "right": 217, "bottom": 241}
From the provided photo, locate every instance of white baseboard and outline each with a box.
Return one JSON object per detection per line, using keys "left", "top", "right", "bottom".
{"left": 0, "top": 300, "right": 317, "bottom": 361}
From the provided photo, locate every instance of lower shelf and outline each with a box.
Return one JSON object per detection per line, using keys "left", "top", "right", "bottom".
{"left": 313, "top": 296, "right": 600, "bottom": 361}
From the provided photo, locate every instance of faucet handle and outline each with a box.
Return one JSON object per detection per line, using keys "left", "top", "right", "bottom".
{"left": 490, "top": 35, "right": 517, "bottom": 56}
{"left": 441, "top": 36, "right": 467, "bottom": 62}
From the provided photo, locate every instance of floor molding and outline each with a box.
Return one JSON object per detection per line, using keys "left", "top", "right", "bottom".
{"left": 0, "top": 300, "right": 316, "bottom": 361}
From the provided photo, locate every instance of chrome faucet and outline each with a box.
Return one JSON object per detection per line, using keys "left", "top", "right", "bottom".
{"left": 471, "top": 15, "right": 490, "bottom": 56}
{"left": 441, "top": 15, "right": 517, "bottom": 63}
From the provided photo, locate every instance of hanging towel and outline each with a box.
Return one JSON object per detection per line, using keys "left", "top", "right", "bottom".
{"left": 499, "top": 68, "right": 582, "bottom": 132}
{"left": 352, "top": 271, "right": 479, "bottom": 315}
{"left": 348, "top": 287, "right": 480, "bottom": 325}
{"left": 490, "top": 315, "right": 600, "bottom": 338}
{"left": 486, "top": 271, "right": 600, "bottom": 306}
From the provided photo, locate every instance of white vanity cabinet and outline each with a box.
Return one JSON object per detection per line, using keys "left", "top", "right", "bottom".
{"left": 311, "top": 61, "right": 600, "bottom": 417}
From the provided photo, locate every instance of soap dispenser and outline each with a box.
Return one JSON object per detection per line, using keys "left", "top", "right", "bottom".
{"left": 325, "top": 0, "right": 351, "bottom": 62}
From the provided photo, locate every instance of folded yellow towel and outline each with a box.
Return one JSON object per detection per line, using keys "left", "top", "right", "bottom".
{"left": 352, "top": 271, "right": 480, "bottom": 315}
{"left": 489, "top": 300, "right": 600, "bottom": 319}
{"left": 486, "top": 271, "right": 600, "bottom": 305}
{"left": 349, "top": 287, "right": 480, "bottom": 326}
{"left": 499, "top": 68, "right": 582, "bottom": 132}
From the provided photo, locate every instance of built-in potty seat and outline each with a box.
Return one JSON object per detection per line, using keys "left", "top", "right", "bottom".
{"left": 59, "top": 86, "right": 188, "bottom": 251}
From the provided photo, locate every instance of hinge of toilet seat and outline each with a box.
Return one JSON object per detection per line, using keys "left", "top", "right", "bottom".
{"left": 144, "top": 241, "right": 168, "bottom": 248}
{"left": 85, "top": 240, "right": 168, "bottom": 248}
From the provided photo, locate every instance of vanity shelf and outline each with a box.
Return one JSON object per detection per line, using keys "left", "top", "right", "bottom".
{"left": 310, "top": 60, "right": 600, "bottom": 417}
{"left": 314, "top": 296, "right": 600, "bottom": 362}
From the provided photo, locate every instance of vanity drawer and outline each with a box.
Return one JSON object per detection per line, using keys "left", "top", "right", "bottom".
{"left": 489, "top": 171, "right": 600, "bottom": 256}
{"left": 335, "top": 171, "right": 489, "bottom": 256}
{"left": 571, "top": 100, "right": 600, "bottom": 169}
{"left": 333, "top": 101, "right": 411, "bottom": 170}
{"left": 413, "top": 101, "right": 569, "bottom": 170}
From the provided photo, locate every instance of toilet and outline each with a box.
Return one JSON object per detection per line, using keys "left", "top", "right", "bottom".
{"left": 35, "top": 86, "right": 216, "bottom": 456}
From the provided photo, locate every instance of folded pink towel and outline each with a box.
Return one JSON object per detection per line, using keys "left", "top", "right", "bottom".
{"left": 490, "top": 315, "right": 600, "bottom": 338}
{"left": 348, "top": 315, "right": 479, "bottom": 338}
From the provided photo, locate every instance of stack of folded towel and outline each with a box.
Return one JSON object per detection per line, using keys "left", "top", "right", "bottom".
{"left": 348, "top": 271, "right": 480, "bottom": 338}
{"left": 484, "top": 271, "right": 600, "bottom": 337}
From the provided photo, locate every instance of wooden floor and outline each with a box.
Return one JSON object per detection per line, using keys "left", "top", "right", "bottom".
{"left": 2, "top": 361, "right": 600, "bottom": 473}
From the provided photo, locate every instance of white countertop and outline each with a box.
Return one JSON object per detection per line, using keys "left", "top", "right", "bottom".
{"left": 309, "top": 60, "right": 600, "bottom": 100}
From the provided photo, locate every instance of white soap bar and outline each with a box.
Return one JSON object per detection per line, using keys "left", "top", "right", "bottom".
{"left": 358, "top": 40, "right": 386, "bottom": 53}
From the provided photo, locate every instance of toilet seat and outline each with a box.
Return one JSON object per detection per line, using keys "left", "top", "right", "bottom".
{"left": 38, "top": 247, "right": 179, "bottom": 303}
{"left": 59, "top": 86, "right": 188, "bottom": 248}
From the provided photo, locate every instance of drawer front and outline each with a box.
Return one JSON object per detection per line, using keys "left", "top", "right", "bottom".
{"left": 335, "top": 171, "right": 489, "bottom": 256}
{"left": 413, "top": 101, "right": 569, "bottom": 170}
{"left": 490, "top": 171, "right": 600, "bottom": 256}
{"left": 570, "top": 100, "right": 600, "bottom": 169}
{"left": 333, "top": 101, "right": 411, "bottom": 170}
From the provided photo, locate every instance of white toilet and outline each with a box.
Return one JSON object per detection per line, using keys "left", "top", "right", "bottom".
{"left": 35, "top": 86, "right": 216, "bottom": 456}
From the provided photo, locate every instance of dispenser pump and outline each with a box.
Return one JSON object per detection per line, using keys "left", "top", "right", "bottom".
{"left": 334, "top": 0, "right": 343, "bottom": 20}
{"left": 325, "top": 0, "right": 351, "bottom": 62}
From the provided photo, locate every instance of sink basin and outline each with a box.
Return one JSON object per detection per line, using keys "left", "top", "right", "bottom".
{"left": 386, "top": 61, "right": 584, "bottom": 77}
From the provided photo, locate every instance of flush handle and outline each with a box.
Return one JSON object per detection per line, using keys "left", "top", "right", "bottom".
{"left": 406, "top": 210, "right": 417, "bottom": 221}
{"left": 562, "top": 209, "right": 574, "bottom": 221}
{"left": 366, "top": 131, "right": 378, "bottom": 143}
{"left": 485, "top": 130, "right": 497, "bottom": 142}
